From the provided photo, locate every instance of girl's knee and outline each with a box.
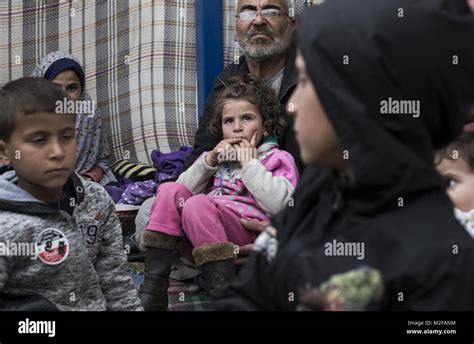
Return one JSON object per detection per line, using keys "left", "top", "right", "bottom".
{"left": 183, "top": 193, "right": 208, "bottom": 207}
{"left": 157, "top": 181, "right": 188, "bottom": 193}
{"left": 182, "top": 194, "right": 213, "bottom": 217}
{"left": 156, "top": 182, "right": 193, "bottom": 199}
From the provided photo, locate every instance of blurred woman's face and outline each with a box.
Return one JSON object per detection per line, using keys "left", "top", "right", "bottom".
{"left": 288, "top": 50, "right": 347, "bottom": 170}
{"left": 52, "top": 69, "right": 82, "bottom": 101}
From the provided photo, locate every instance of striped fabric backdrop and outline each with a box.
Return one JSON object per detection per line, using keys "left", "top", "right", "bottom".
{"left": 0, "top": 0, "right": 202, "bottom": 164}
{"left": 223, "top": 0, "right": 237, "bottom": 67}
{"left": 0, "top": 0, "right": 313, "bottom": 165}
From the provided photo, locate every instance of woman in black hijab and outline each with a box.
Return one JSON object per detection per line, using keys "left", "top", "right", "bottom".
{"left": 216, "top": 0, "right": 474, "bottom": 310}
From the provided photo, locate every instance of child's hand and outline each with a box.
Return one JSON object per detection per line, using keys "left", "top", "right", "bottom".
{"left": 205, "top": 138, "right": 242, "bottom": 167}
{"left": 234, "top": 132, "right": 257, "bottom": 168}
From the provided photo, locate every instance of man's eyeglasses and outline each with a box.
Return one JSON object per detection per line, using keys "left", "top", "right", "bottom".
{"left": 236, "top": 8, "right": 289, "bottom": 21}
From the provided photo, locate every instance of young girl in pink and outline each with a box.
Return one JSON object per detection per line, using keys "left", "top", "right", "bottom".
{"left": 138, "top": 74, "right": 299, "bottom": 311}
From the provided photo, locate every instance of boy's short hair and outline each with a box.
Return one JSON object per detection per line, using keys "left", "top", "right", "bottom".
{"left": 208, "top": 74, "right": 287, "bottom": 140}
{"left": 435, "top": 133, "right": 474, "bottom": 171}
{"left": 0, "top": 77, "right": 68, "bottom": 142}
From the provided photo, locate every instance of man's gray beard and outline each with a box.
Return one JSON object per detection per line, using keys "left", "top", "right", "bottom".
{"left": 237, "top": 26, "right": 292, "bottom": 61}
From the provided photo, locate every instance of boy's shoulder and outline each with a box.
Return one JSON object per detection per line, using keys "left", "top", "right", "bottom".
{"left": 0, "top": 174, "right": 114, "bottom": 238}
{"left": 68, "top": 172, "right": 112, "bottom": 204}
{"left": 75, "top": 175, "right": 115, "bottom": 218}
{"left": 0, "top": 210, "right": 45, "bottom": 243}
{"left": 82, "top": 177, "right": 111, "bottom": 200}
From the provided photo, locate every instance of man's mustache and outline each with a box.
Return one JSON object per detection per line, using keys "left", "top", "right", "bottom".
{"left": 245, "top": 27, "right": 275, "bottom": 40}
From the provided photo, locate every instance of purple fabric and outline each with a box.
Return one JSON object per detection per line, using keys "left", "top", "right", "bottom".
{"left": 105, "top": 146, "right": 192, "bottom": 204}
{"left": 151, "top": 146, "right": 192, "bottom": 183}
{"left": 105, "top": 179, "right": 157, "bottom": 205}
{"left": 105, "top": 179, "right": 130, "bottom": 203}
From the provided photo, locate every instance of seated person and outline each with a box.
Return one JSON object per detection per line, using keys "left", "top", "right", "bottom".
{"left": 138, "top": 75, "right": 299, "bottom": 311}
{"left": 436, "top": 133, "right": 474, "bottom": 238}
{"left": 134, "top": 0, "right": 304, "bottom": 259}
{"left": 215, "top": 0, "right": 474, "bottom": 311}
{"left": 31, "top": 51, "right": 116, "bottom": 185}
{"left": 183, "top": 0, "right": 302, "bottom": 174}
{"left": 0, "top": 77, "right": 142, "bottom": 311}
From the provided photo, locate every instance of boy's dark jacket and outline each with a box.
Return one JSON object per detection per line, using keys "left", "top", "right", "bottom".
{"left": 216, "top": 0, "right": 474, "bottom": 311}
{"left": 183, "top": 49, "right": 303, "bottom": 173}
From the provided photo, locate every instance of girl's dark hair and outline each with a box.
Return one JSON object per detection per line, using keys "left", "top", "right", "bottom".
{"left": 208, "top": 74, "right": 287, "bottom": 140}
{"left": 435, "top": 132, "right": 474, "bottom": 171}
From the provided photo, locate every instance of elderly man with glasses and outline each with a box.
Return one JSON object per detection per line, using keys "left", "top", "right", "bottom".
{"left": 183, "top": 0, "right": 303, "bottom": 173}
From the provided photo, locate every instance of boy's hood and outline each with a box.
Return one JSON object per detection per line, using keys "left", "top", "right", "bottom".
{"left": 298, "top": 0, "right": 474, "bottom": 214}
{"left": 0, "top": 175, "right": 39, "bottom": 203}
{"left": 0, "top": 172, "right": 84, "bottom": 215}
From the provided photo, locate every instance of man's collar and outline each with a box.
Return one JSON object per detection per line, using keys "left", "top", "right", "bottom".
{"left": 279, "top": 48, "right": 297, "bottom": 100}
{"left": 243, "top": 49, "right": 297, "bottom": 101}
{"left": 214, "top": 49, "right": 297, "bottom": 99}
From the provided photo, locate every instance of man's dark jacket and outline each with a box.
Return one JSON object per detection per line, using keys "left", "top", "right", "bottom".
{"left": 183, "top": 49, "right": 303, "bottom": 173}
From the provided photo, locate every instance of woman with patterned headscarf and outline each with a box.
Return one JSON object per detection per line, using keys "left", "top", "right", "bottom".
{"left": 31, "top": 51, "right": 116, "bottom": 185}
